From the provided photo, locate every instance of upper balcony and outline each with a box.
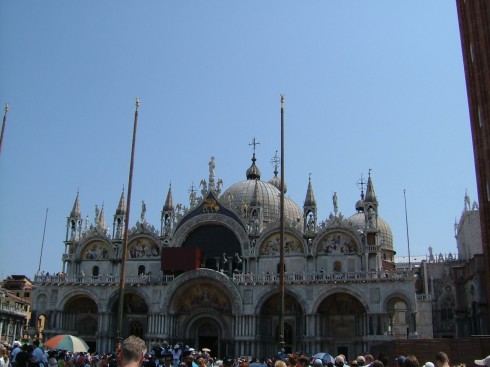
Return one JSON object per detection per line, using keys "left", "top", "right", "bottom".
{"left": 34, "top": 269, "right": 414, "bottom": 287}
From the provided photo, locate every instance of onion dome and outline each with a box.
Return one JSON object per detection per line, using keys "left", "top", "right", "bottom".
{"left": 246, "top": 153, "right": 261, "bottom": 180}
{"left": 268, "top": 167, "right": 288, "bottom": 193}
{"left": 347, "top": 212, "right": 393, "bottom": 250}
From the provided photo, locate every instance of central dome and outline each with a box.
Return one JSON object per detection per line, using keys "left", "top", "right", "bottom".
{"left": 223, "top": 179, "right": 303, "bottom": 227}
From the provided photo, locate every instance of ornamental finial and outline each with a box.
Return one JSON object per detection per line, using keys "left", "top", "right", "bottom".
{"left": 280, "top": 94, "right": 285, "bottom": 107}
{"left": 135, "top": 98, "right": 140, "bottom": 111}
{"left": 4, "top": 103, "right": 8, "bottom": 113}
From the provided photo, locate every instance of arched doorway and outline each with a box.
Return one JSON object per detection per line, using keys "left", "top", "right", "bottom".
{"left": 169, "top": 279, "right": 233, "bottom": 357}
{"left": 111, "top": 292, "right": 149, "bottom": 338}
{"left": 258, "top": 293, "right": 303, "bottom": 355}
{"left": 317, "top": 292, "right": 367, "bottom": 358}
{"left": 64, "top": 296, "right": 98, "bottom": 352}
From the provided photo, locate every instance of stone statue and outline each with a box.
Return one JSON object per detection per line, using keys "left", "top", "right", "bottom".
{"left": 141, "top": 200, "right": 146, "bottom": 222}
{"left": 333, "top": 192, "right": 338, "bottom": 216}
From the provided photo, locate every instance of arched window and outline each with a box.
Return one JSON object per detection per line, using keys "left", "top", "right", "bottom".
{"left": 138, "top": 265, "right": 145, "bottom": 275}
{"left": 92, "top": 266, "right": 99, "bottom": 276}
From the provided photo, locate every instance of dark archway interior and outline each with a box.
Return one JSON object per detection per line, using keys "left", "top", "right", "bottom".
{"left": 182, "top": 224, "right": 241, "bottom": 259}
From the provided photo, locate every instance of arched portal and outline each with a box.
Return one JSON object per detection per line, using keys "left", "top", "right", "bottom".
{"left": 64, "top": 296, "right": 98, "bottom": 351}
{"left": 111, "top": 292, "right": 149, "bottom": 338}
{"left": 386, "top": 297, "right": 409, "bottom": 338}
{"left": 168, "top": 277, "right": 234, "bottom": 357}
{"left": 317, "top": 292, "right": 367, "bottom": 357}
{"left": 187, "top": 317, "right": 221, "bottom": 357}
{"left": 258, "top": 293, "right": 303, "bottom": 355}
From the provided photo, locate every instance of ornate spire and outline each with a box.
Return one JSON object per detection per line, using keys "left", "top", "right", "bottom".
{"left": 364, "top": 169, "right": 378, "bottom": 205}
{"left": 163, "top": 183, "right": 174, "bottom": 211}
{"left": 250, "top": 179, "right": 261, "bottom": 207}
{"left": 246, "top": 138, "right": 261, "bottom": 180}
{"left": 304, "top": 174, "right": 316, "bottom": 207}
{"left": 116, "top": 187, "right": 126, "bottom": 216}
{"left": 70, "top": 190, "right": 81, "bottom": 218}
{"left": 99, "top": 204, "right": 106, "bottom": 229}
{"left": 464, "top": 189, "right": 471, "bottom": 211}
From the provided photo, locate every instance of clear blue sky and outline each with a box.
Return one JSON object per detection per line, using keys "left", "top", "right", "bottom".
{"left": 0, "top": 1, "right": 476, "bottom": 279}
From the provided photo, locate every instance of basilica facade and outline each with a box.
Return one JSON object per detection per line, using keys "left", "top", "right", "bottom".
{"left": 31, "top": 151, "right": 433, "bottom": 359}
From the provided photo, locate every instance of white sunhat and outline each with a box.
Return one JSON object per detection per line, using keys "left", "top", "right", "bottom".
{"left": 475, "top": 356, "right": 490, "bottom": 367}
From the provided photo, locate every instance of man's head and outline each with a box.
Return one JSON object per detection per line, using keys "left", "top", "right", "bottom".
{"left": 434, "top": 352, "right": 449, "bottom": 367}
{"left": 403, "top": 355, "right": 420, "bottom": 367}
{"left": 295, "top": 357, "right": 309, "bottom": 367}
{"left": 121, "top": 336, "right": 147, "bottom": 366}
{"left": 334, "top": 356, "right": 345, "bottom": 367}
{"left": 356, "top": 356, "right": 365, "bottom": 367}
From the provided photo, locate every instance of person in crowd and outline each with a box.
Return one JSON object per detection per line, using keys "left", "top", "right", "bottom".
{"left": 396, "top": 357, "right": 406, "bottom": 367}
{"left": 475, "top": 355, "right": 490, "bottom": 367}
{"left": 295, "top": 357, "right": 309, "bottom": 367}
{"left": 434, "top": 353, "right": 449, "bottom": 367}
{"left": 364, "top": 355, "right": 374, "bottom": 367}
{"left": 31, "top": 341, "right": 44, "bottom": 367}
{"left": 370, "top": 361, "right": 383, "bottom": 367}
{"left": 120, "top": 336, "right": 147, "bottom": 367}
{"left": 10, "top": 341, "right": 22, "bottom": 367}
{"left": 403, "top": 355, "right": 420, "bottom": 367}
{"left": 0, "top": 347, "right": 10, "bottom": 367}
{"left": 356, "top": 356, "right": 365, "bottom": 367}
{"left": 334, "top": 356, "right": 344, "bottom": 367}
{"left": 423, "top": 363, "right": 434, "bottom": 367}
{"left": 377, "top": 354, "right": 388, "bottom": 367}
{"left": 15, "top": 345, "right": 32, "bottom": 367}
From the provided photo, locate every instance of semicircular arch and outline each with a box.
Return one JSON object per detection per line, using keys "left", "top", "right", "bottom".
{"left": 173, "top": 214, "right": 250, "bottom": 254}
{"left": 160, "top": 269, "right": 242, "bottom": 314}
{"left": 311, "top": 286, "right": 369, "bottom": 313}
{"left": 313, "top": 228, "right": 362, "bottom": 256}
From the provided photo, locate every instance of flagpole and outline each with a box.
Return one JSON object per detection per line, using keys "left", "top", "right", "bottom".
{"left": 117, "top": 98, "right": 140, "bottom": 340}
{"left": 403, "top": 189, "right": 411, "bottom": 270}
{"left": 279, "top": 94, "right": 285, "bottom": 348}
{"left": 0, "top": 103, "right": 9, "bottom": 157}
{"left": 37, "top": 208, "right": 49, "bottom": 274}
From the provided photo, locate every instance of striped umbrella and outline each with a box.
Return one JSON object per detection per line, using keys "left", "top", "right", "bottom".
{"left": 44, "top": 335, "right": 89, "bottom": 352}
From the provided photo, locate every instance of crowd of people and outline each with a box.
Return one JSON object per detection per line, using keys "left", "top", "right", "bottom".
{"left": 0, "top": 337, "right": 489, "bottom": 367}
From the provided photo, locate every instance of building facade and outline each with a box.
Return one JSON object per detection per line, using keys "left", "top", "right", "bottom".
{"left": 0, "top": 275, "right": 33, "bottom": 344}
{"left": 31, "top": 153, "right": 432, "bottom": 358}
{"left": 456, "top": 0, "right": 490, "bottom": 327}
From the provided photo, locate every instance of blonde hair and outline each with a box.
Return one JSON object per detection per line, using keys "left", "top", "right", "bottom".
{"left": 0, "top": 348, "right": 8, "bottom": 363}
{"left": 275, "top": 361, "right": 287, "bottom": 367}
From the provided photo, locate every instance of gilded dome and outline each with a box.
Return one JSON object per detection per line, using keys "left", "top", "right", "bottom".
{"left": 347, "top": 212, "right": 393, "bottom": 250}
{"left": 223, "top": 179, "right": 303, "bottom": 227}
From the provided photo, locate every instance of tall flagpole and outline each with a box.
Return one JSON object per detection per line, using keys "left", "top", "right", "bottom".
{"left": 403, "top": 189, "right": 411, "bottom": 270}
{"left": 37, "top": 209, "right": 49, "bottom": 274}
{"left": 0, "top": 103, "right": 9, "bottom": 157}
{"left": 117, "top": 98, "right": 140, "bottom": 340}
{"left": 279, "top": 94, "right": 285, "bottom": 348}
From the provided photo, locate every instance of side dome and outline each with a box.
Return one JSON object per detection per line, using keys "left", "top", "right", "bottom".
{"left": 347, "top": 212, "right": 393, "bottom": 250}
{"left": 222, "top": 180, "right": 303, "bottom": 227}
